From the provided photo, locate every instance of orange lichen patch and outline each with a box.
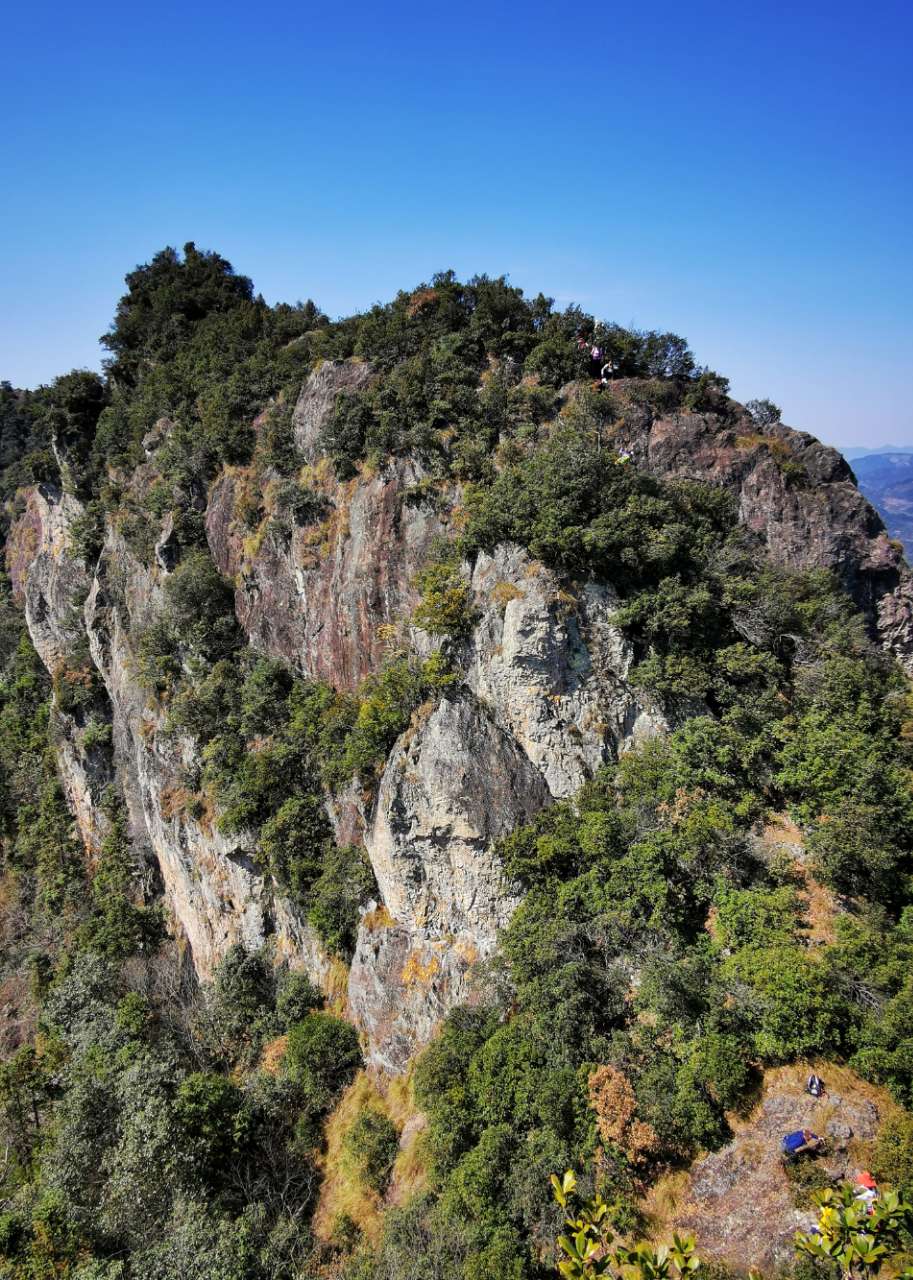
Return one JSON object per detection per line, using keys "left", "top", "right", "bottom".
{"left": 400, "top": 949, "right": 441, "bottom": 989}
{"left": 259, "top": 1034, "right": 288, "bottom": 1076}
{"left": 491, "top": 580, "right": 525, "bottom": 611}
{"left": 362, "top": 904, "right": 395, "bottom": 933}
{"left": 452, "top": 937, "right": 479, "bottom": 966}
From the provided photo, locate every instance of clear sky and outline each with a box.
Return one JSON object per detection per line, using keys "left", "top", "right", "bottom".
{"left": 3, "top": 0, "right": 911, "bottom": 448}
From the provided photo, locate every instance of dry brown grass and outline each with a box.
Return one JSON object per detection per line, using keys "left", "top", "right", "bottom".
{"left": 259, "top": 1034, "right": 288, "bottom": 1075}
{"left": 362, "top": 904, "right": 395, "bottom": 933}
{"left": 324, "top": 957, "right": 350, "bottom": 1017}
{"left": 760, "top": 812, "right": 839, "bottom": 946}
{"left": 312, "top": 1067, "right": 431, "bottom": 1244}
{"left": 491, "top": 580, "right": 525, "bottom": 611}
{"left": 386, "top": 1068, "right": 430, "bottom": 1207}
{"left": 313, "top": 1072, "right": 387, "bottom": 1245}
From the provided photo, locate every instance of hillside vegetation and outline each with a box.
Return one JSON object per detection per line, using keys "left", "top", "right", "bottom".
{"left": 0, "top": 246, "right": 912, "bottom": 1279}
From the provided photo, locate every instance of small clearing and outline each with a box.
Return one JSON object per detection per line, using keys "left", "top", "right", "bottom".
{"left": 644, "top": 1063, "right": 898, "bottom": 1273}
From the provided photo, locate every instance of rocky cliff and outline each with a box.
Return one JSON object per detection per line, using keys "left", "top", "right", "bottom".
{"left": 6, "top": 361, "right": 910, "bottom": 1073}
{"left": 608, "top": 388, "right": 913, "bottom": 664}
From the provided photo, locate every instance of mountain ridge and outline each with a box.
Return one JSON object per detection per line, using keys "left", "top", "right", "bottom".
{"left": 1, "top": 248, "right": 911, "bottom": 1279}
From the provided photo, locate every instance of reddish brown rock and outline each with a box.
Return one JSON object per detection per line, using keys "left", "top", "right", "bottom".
{"left": 206, "top": 457, "right": 451, "bottom": 690}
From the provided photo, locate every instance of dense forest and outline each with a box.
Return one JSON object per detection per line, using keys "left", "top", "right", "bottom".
{"left": 0, "top": 245, "right": 912, "bottom": 1280}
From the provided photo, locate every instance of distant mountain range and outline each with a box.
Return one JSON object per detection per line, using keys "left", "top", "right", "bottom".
{"left": 844, "top": 450, "right": 913, "bottom": 554}
{"left": 843, "top": 444, "right": 913, "bottom": 460}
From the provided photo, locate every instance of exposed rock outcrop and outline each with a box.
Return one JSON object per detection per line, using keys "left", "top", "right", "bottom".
{"left": 348, "top": 920, "right": 480, "bottom": 1076}
{"left": 366, "top": 691, "right": 546, "bottom": 940}
{"left": 347, "top": 549, "right": 666, "bottom": 1069}
{"left": 292, "top": 358, "right": 374, "bottom": 462}
{"left": 676, "top": 1065, "right": 884, "bottom": 1272}
{"left": 466, "top": 544, "right": 665, "bottom": 798}
{"left": 206, "top": 361, "right": 451, "bottom": 690}
{"left": 207, "top": 456, "right": 447, "bottom": 690}
{"left": 7, "top": 483, "right": 334, "bottom": 986}
{"left": 612, "top": 401, "right": 913, "bottom": 664}
{"left": 10, "top": 368, "right": 913, "bottom": 1073}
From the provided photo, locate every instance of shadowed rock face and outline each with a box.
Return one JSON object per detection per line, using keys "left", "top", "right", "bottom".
{"left": 206, "top": 361, "right": 450, "bottom": 690}
{"left": 206, "top": 457, "right": 447, "bottom": 690}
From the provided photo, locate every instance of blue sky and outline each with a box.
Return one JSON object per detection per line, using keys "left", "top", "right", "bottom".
{"left": 2, "top": 0, "right": 911, "bottom": 448}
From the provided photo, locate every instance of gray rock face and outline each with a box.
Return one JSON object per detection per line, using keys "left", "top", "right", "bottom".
{"left": 612, "top": 403, "right": 913, "bottom": 665}
{"left": 466, "top": 544, "right": 665, "bottom": 798}
{"left": 83, "top": 532, "right": 334, "bottom": 983}
{"left": 7, "top": 485, "right": 90, "bottom": 671}
{"left": 15, "top": 376, "right": 908, "bottom": 1074}
{"left": 366, "top": 692, "right": 548, "bottom": 941}
{"left": 5, "top": 486, "right": 115, "bottom": 855}
{"left": 292, "top": 359, "right": 374, "bottom": 462}
{"left": 9, "top": 484, "right": 333, "bottom": 986}
{"left": 50, "top": 704, "right": 114, "bottom": 856}
{"left": 348, "top": 550, "right": 668, "bottom": 1070}
{"left": 347, "top": 919, "right": 480, "bottom": 1076}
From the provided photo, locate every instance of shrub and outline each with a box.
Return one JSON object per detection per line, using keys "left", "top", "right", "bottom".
{"left": 283, "top": 1012, "right": 362, "bottom": 1111}
{"left": 873, "top": 1113, "right": 913, "bottom": 1198}
{"left": 307, "top": 842, "right": 377, "bottom": 957}
{"left": 412, "top": 560, "right": 476, "bottom": 639}
{"left": 276, "top": 971, "right": 322, "bottom": 1029}
{"left": 343, "top": 1106, "right": 399, "bottom": 1193}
